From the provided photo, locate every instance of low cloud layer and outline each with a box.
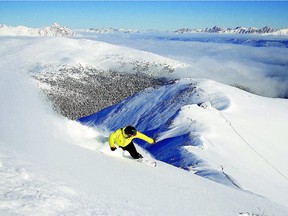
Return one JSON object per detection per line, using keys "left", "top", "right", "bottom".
{"left": 90, "top": 32, "right": 288, "bottom": 98}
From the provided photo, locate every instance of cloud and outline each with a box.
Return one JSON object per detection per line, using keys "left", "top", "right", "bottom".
{"left": 91, "top": 32, "right": 288, "bottom": 98}
{"left": 173, "top": 42, "right": 288, "bottom": 98}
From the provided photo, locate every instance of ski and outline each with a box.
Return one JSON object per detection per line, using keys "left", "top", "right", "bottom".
{"left": 137, "top": 158, "right": 157, "bottom": 167}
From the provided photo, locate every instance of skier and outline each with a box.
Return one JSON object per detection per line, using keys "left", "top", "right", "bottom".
{"left": 108, "top": 126, "right": 155, "bottom": 159}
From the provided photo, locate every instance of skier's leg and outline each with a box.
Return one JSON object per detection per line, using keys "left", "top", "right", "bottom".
{"left": 122, "top": 142, "right": 143, "bottom": 159}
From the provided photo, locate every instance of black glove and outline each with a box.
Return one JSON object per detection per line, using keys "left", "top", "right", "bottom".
{"left": 110, "top": 147, "right": 117, "bottom": 151}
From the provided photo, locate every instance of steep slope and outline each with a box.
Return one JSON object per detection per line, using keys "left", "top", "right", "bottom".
{"left": 79, "top": 78, "right": 288, "bottom": 208}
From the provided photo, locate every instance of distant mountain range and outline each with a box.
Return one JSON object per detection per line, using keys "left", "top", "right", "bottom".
{"left": 175, "top": 26, "right": 288, "bottom": 35}
{"left": 0, "top": 23, "right": 287, "bottom": 36}
{"left": 84, "top": 26, "right": 288, "bottom": 36}
{"left": 83, "top": 27, "right": 140, "bottom": 34}
{"left": 0, "top": 23, "right": 75, "bottom": 36}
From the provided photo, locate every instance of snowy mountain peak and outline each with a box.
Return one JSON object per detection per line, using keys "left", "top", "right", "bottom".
{"left": 40, "top": 23, "right": 75, "bottom": 36}
{"left": 0, "top": 23, "right": 75, "bottom": 36}
{"left": 51, "top": 22, "right": 61, "bottom": 27}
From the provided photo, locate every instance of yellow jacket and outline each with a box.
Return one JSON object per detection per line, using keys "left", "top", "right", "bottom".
{"left": 108, "top": 127, "right": 154, "bottom": 148}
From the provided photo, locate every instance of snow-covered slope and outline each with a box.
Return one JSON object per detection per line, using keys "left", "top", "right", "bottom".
{"left": 79, "top": 78, "right": 288, "bottom": 208}
{"left": 1, "top": 35, "right": 288, "bottom": 215}
{"left": 0, "top": 23, "right": 75, "bottom": 36}
{"left": 0, "top": 36, "right": 186, "bottom": 119}
{"left": 0, "top": 36, "right": 185, "bottom": 75}
{"left": 1, "top": 72, "right": 287, "bottom": 215}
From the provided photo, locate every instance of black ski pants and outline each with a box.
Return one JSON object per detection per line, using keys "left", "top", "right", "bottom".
{"left": 121, "top": 142, "right": 143, "bottom": 159}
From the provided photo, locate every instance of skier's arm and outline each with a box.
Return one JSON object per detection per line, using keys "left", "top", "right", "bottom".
{"left": 108, "top": 132, "right": 116, "bottom": 148}
{"left": 136, "top": 132, "right": 155, "bottom": 144}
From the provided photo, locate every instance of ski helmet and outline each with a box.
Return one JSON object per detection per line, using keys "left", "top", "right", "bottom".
{"left": 124, "top": 126, "right": 137, "bottom": 137}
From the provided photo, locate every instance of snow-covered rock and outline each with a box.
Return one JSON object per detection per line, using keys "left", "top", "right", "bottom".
{"left": 32, "top": 65, "right": 166, "bottom": 119}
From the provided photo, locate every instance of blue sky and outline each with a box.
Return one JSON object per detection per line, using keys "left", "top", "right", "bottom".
{"left": 0, "top": 1, "right": 287, "bottom": 30}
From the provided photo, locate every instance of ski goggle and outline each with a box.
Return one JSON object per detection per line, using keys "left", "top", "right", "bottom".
{"left": 126, "top": 131, "right": 137, "bottom": 137}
